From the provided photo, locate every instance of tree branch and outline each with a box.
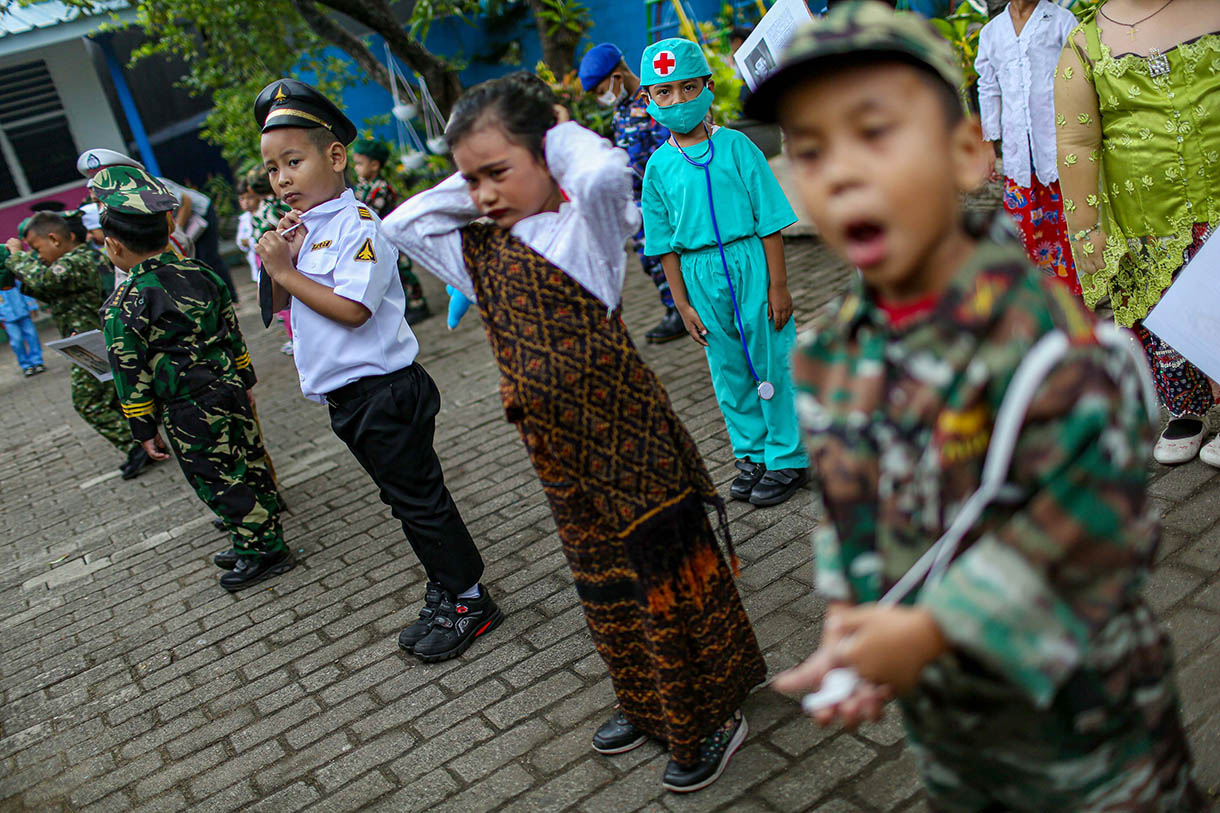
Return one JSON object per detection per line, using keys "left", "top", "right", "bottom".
{"left": 291, "top": 0, "right": 392, "bottom": 92}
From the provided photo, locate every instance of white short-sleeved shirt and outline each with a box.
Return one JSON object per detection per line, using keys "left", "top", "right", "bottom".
{"left": 289, "top": 189, "right": 418, "bottom": 402}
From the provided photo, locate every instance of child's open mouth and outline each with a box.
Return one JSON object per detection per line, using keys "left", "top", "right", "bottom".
{"left": 844, "top": 220, "right": 888, "bottom": 269}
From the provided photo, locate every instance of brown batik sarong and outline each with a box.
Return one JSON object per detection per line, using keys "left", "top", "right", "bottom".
{"left": 461, "top": 224, "right": 766, "bottom": 765}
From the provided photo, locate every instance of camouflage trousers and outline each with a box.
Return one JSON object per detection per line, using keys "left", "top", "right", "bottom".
{"left": 901, "top": 640, "right": 1205, "bottom": 810}
{"left": 163, "top": 380, "right": 285, "bottom": 556}
{"left": 398, "top": 257, "right": 428, "bottom": 309}
{"left": 70, "top": 366, "right": 132, "bottom": 452}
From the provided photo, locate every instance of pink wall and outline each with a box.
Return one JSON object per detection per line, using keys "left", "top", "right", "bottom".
{"left": 0, "top": 184, "right": 91, "bottom": 243}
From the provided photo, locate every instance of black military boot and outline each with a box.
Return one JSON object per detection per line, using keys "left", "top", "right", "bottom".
{"left": 645, "top": 308, "right": 686, "bottom": 343}
{"left": 219, "top": 549, "right": 294, "bottom": 592}
{"left": 212, "top": 548, "right": 238, "bottom": 569}
{"left": 120, "top": 444, "right": 153, "bottom": 479}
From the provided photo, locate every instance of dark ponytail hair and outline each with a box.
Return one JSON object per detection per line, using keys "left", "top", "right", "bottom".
{"left": 444, "top": 70, "right": 558, "bottom": 158}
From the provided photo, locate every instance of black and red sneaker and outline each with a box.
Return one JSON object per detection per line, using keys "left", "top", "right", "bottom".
{"left": 411, "top": 586, "right": 503, "bottom": 662}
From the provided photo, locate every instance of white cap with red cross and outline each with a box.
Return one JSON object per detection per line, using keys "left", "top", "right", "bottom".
{"left": 639, "top": 37, "right": 711, "bottom": 87}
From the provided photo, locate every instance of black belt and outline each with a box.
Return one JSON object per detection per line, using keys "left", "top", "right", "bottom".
{"left": 325, "top": 364, "right": 415, "bottom": 409}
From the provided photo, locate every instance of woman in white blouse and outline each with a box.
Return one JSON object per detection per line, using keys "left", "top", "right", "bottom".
{"left": 975, "top": 0, "right": 1081, "bottom": 293}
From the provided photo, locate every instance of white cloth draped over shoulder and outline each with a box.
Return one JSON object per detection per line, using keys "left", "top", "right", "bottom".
{"left": 974, "top": 0, "right": 1078, "bottom": 188}
{"left": 381, "top": 121, "right": 641, "bottom": 315}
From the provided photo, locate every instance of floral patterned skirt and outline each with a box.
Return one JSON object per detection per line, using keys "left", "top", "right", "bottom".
{"left": 1002, "top": 177, "right": 1079, "bottom": 296}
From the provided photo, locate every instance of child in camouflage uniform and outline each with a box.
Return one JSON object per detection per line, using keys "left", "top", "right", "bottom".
{"left": 754, "top": 3, "right": 1203, "bottom": 809}
{"left": 350, "top": 138, "right": 430, "bottom": 325}
{"left": 3, "top": 212, "right": 153, "bottom": 479}
{"left": 96, "top": 166, "right": 292, "bottom": 592}
{"left": 578, "top": 43, "right": 683, "bottom": 343}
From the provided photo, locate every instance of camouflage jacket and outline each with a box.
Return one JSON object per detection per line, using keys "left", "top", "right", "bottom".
{"left": 612, "top": 87, "right": 668, "bottom": 202}
{"left": 102, "top": 252, "right": 256, "bottom": 440}
{"left": 3, "top": 244, "right": 107, "bottom": 338}
{"left": 353, "top": 177, "right": 398, "bottom": 219}
{"left": 796, "top": 236, "right": 1164, "bottom": 714}
{"left": 251, "top": 197, "right": 291, "bottom": 241}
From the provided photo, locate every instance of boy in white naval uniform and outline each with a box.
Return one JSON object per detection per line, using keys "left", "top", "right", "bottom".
{"left": 253, "top": 78, "right": 501, "bottom": 663}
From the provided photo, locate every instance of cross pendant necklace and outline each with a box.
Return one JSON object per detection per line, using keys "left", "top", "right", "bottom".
{"left": 1099, "top": 0, "right": 1177, "bottom": 42}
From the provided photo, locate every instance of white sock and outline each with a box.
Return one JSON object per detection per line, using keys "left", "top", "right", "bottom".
{"left": 457, "top": 583, "right": 481, "bottom": 600}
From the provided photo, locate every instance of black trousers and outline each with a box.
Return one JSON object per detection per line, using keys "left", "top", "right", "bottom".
{"left": 327, "top": 363, "right": 484, "bottom": 596}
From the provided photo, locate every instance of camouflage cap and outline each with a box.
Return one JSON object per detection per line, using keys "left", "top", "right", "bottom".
{"left": 90, "top": 166, "right": 179, "bottom": 216}
{"left": 743, "top": 0, "right": 963, "bottom": 123}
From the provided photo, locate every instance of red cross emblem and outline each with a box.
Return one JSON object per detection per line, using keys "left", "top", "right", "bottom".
{"left": 653, "top": 50, "right": 676, "bottom": 77}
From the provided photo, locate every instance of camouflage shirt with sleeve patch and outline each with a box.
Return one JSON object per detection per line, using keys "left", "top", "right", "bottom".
{"left": 102, "top": 252, "right": 256, "bottom": 441}
{"left": 795, "top": 234, "right": 1200, "bottom": 804}
{"left": 797, "top": 235, "right": 1165, "bottom": 701}
{"left": 4, "top": 244, "right": 107, "bottom": 337}
{"left": 353, "top": 177, "right": 399, "bottom": 220}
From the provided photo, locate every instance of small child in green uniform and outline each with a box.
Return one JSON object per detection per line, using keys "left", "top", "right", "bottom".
{"left": 640, "top": 38, "right": 808, "bottom": 507}
{"left": 758, "top": 3, "right": 1203, "bottom": 808}
{"left": 351, "top": 138, "right": 430, "bottom": 324}
{"left": 3, "top": 212, "right": 152, "bottom": 478}
{"left": 97, "top": 166, "right": 292, "bottom": 592}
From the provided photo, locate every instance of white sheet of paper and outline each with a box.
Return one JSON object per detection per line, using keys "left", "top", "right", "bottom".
{"left": 46, "top": 329, "right": 114, "bottom": 382}
{"left": 1142, "top": 231, "right": 1220, "bottom": 383}
{"left": 734, "top": 0, "right": 816, "bottom": 92}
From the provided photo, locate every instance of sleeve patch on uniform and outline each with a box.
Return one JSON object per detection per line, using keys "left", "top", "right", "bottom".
{"left": 353, "top": 238, "right": 377, "bottom": 262}
{"left": 357, "top": 207, "right": 373, "bottom": 220}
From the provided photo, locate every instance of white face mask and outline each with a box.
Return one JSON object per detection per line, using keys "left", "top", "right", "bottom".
{"left": 596, "top": 76, "right": 628, "bottom": 108}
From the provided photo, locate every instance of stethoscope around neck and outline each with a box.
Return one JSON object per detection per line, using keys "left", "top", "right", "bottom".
{"left": 673, "top": 123, "right": 774, "bottom": 400}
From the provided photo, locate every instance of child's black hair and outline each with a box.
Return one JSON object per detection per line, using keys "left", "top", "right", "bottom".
{"left": 444, "top": 71, "right": 558, "bottom": 159}
{"left": 100, "top": 209, "right": 170, "bottom": 254}
{"left": 26, "top": 211, "right": 85, "bottom": 245}
{"left": 303, "top": 126, "right": 340, "bottom": 155}
{"left": 246, "top": 166, "right": 274, "bottom": 197}
{"left": 234, "top": 177, "right": 249, "bottom": 195}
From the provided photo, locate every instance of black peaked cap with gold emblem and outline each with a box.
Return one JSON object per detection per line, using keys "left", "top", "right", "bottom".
{"left": 254, "top": 78, "right": 357, "bottom": 145}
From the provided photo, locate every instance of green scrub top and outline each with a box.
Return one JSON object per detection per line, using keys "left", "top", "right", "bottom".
{"left": 641, "top": 127, "right": 797, "bottom": 257}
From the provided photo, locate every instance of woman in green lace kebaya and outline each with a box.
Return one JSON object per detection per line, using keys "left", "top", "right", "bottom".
{"left": 1055, "top": 0, "right": 1220, "bottom": 466}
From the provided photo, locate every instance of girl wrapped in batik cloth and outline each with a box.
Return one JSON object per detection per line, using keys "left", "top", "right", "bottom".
{"left": 1055, "top": 0, "right": 1220, "bottom": 466}
{"left": 383, "top": 72, "right": 765, "bottom": 794}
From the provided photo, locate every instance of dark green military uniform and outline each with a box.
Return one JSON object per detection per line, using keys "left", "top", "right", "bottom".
{"left": 3, "top": 244, "right": 131, "bottom": 450}
{"left": 102, "top": 250, "right": 285, "bottom": 557}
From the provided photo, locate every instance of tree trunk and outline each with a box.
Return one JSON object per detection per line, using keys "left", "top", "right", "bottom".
{"left": 293, "top": 0, "right": 393, "bottom": 93}
{"left": 524, "top": 0, "right": 582, "bottom": 75}
{"left": 315, "top": 0, "right": 463, "bottom": 115}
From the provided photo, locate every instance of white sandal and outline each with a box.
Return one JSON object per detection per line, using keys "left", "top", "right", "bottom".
{"left": 1199, "top": 434, "right": 1220, "bottom": 469}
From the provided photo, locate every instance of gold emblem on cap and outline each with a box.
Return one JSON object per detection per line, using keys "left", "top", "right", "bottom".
{"left": 273, "top": 84, "right": 288, "bottom": 102}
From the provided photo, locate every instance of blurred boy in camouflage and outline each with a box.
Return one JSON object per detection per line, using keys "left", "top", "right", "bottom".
{"left": 754, "top": 2, "right": 1203, "bottom": 808}
{"left": 96, "top": 166, "right": 292, "bottom": 592}
{"left": 350, "top": 138, "right": 431, "bottom": 325}
{"left": 3, "top": 212, "right": 153, "bottom": 478}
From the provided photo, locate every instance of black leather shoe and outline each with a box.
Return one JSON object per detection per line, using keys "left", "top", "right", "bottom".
{"left": 212, "top": 548, "right": 238, "bottom": 570}
{"left": 749, "top": 467, "right": 808, "bottom": 507}
{"left": 645, "top": 308, "right": 686, "bottom": 344}
{"left": 398, "top": 581, "right": 445, "bottom": 653}
{"left": 592, "top": 709, "right": 647, "bottom": 754}
{"left": 121, "top": 446, "right": 154, "bottom": 480}
{"left": 729, "top": 459, "right": 766, "bottom": 502}
{"left": 219, "top": 549, "right": 294, "bottom": 592}
{"left": 662, "top": 711, "right": 748, "bottom": 793}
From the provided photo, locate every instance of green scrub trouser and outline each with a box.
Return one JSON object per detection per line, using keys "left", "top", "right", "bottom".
{"left": 680, "top": 236, "right": 807, "bottom": 471}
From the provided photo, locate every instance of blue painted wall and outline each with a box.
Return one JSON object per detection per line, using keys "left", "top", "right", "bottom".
{"left": 306, "top": 0, "right": 840, "bottom": 143}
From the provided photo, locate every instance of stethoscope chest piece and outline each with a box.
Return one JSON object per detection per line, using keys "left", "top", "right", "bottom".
{"left": 757, "top": 381, "right": 775, "bottom": 400}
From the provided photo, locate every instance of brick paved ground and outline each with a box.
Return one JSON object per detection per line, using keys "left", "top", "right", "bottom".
{"left": 1, "top": 234, "right": 1217, "bottom": 812}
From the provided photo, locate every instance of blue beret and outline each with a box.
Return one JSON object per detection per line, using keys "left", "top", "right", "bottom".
{"left": 578, "top": 43, "right": 625, "bottom": 92}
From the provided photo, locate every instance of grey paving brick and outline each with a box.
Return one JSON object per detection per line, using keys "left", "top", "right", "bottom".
{"left": 134, "top": 742, "right": 226, "bottom": 800}
{"left": 285, "top": 692, "right": 379, "bottom": 750}
{"left": 375, "top": 767, "right": 459, "bottom": 813}
{"left": 758, "top": 736, "right": 877, "bottom": 810}
{"left": 251, "top": 731, "right": 352, "bottom": 795}
{"left": 308, "top": 770, "right": 394, "bottom": 811}
{"left": 314, "top": 730, "right": 416, "bottom": 792}
{"left": 188, "top": 741, "right": 282, "bottom": 802}
{"left": 246, "top": 781, "right": 321, "bottom": 813}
